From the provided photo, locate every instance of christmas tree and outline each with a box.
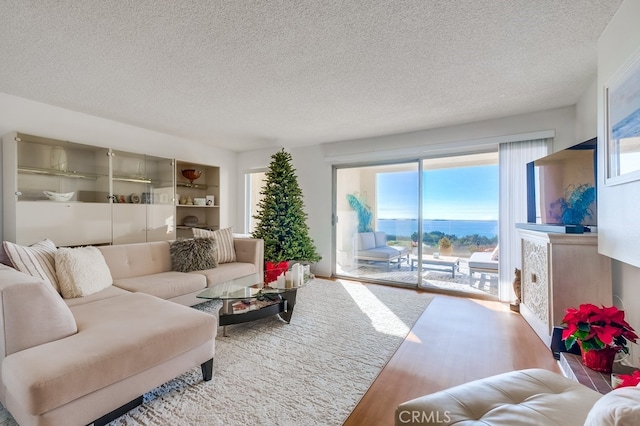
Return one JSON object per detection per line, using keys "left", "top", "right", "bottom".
{"left": 252, "top": 149, "right": 321, "bottom": 263}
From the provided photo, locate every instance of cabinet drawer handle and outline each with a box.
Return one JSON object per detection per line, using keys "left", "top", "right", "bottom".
{"left": 15, "top": 191, "right": 22, "bottom": 196}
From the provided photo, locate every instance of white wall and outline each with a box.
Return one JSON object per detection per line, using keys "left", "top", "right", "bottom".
{"left": 236, "top": 145, "right": 333, "bottom": 276}
{"left": 575, "top": 77, "right": 598, "bottom": 145}
{"left": 597, "top": 0, "right": 640, "bottom": 367}
{"left": 0, "top": 93, "right": 238, "bottom": 238}
{"left": 323, "top": 106, "right": 576, "bottom": 159}
{"left": 238, "top": 106, "right": 579, "bottom": 277}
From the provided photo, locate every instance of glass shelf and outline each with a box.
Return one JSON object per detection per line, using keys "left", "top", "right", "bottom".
{"left": 176, "top": 224, "right": 218, "bottom": 230}
{"left": 176, "top": 181, "right": 210, "bottom": 189}
{"left": 112, "top": 175, "right": 152, "bottom": 184}
{"left": 18, "top": 166, "right": 103, "bottom": 180}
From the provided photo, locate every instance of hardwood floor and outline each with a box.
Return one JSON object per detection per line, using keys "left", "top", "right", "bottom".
{"left": 342, "top": 287, "right": 560, "bottom": 426}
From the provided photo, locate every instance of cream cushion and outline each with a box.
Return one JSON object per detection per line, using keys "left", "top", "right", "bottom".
{"left": 55, "top": 246, "right": 113, "bottom": 298}
{"left": 2, "top": 239, "right": 59, "bottom": 292}
{"left": 584, "top": 384, "right": 640, "bottom": 425}
{"left": 192, "top": 227, "right": 237, "bottom": 263}
{"left": 396, "top": 368, "right": 602, "bottom": 425}
{"left": 0, "top": 267, "right": 77, "bottom": 355}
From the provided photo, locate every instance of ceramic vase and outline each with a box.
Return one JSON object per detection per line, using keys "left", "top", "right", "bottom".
{"left": 50, "top": 146, "right": 68, "bottom": 171}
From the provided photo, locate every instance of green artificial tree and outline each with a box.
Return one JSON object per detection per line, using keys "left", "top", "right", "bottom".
{"left": 252, "top": 149, "right": 321, "bottom": 263}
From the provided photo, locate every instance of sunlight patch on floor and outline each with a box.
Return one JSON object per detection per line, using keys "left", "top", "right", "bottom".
{"left": 339, "top": 279, "right": 411, "bottom": 337}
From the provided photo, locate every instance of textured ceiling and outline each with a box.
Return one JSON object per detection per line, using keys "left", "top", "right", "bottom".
{"left": 0, "top": 1, "right": 623, "bottom": 152}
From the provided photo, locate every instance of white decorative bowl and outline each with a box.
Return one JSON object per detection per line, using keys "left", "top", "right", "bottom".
{"left": 44, "top": 191, "right": 75, "bottom": 202}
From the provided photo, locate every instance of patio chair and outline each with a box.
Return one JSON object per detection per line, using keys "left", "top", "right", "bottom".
{"left": 468, "top": 245, "right": 499, "bottom": 281}
{"left": 354, "top": 231, "right": 409, "bottom": 270}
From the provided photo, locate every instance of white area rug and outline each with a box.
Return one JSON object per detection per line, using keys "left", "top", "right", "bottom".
{"left": 0, "top": 279, "right": 433, "bottom": 426}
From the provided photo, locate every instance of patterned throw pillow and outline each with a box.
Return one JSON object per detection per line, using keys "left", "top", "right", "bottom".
{"left": 2, "top": 239, "right": 59, "bottom": 292}
{"left": 55, "top": 246, "right": 113, "bottom": 298}
{"left": 192, "top": 227, "right": 236, "bottom": 264}
{"left": 170, "top": 238, "right": 218, "bottom": 272}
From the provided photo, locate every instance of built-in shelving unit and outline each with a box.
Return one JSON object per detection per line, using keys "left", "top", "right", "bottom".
{"left": 1, "top": 132, "right": 186, "bottom": 246}
{"left": 175, "top": 160, "right": 220, "bottom": 240}
{"left": 110, "top": 150, "right": 176, "bottom": 244}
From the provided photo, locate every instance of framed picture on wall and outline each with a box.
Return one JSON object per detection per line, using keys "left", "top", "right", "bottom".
{"left": 605, "top": 48, "right": 640, "bottom": 185}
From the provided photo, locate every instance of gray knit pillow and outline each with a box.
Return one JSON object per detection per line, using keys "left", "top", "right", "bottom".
{"left": 170, "top": 238, "right": 218, "bottom": 272}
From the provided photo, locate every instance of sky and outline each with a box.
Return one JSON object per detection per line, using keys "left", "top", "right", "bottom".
{"left": 376, "top": 165, "right": 499, "bottom": 221}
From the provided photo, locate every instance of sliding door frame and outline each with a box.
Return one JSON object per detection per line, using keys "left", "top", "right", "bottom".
{"left": 331, "top": 148, "right": 500, "bottom": 296}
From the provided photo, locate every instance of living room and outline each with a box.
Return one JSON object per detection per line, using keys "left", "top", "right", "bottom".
{"left": 1, "top": 1, "right": 640, "bottom": 425}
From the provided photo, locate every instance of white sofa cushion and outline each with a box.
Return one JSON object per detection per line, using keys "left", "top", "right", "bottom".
{"left": 468, "top": 251, "right": 499, "bottom": 271}
{"left": 374, "top": 231, "right": 387, "bottom": 247}
{"left": 55, "top": 246, "right": 113, "bottom": 298}
{"left": 357, "top": 232, "right": 376, "bottom": 250}
{"left": 584, "top": 385, "right": 640, "bottom": 425}
{"left": 98, "top": 241, "right": 172, "bottom": 279}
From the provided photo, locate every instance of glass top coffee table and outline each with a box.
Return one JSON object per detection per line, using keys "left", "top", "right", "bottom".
{"left": 197, "top": 273, "right": 305, "bottom": 336}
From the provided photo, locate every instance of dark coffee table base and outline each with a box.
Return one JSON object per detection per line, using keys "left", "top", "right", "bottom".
{"left": 218, "top": 289, "right": 299, "bottom": 336}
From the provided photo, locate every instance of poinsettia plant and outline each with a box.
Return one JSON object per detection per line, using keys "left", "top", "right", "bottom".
{"left": 617, "top": 371, "right": 640, "bottom": 388}
{"left": 562, "top": 304, "right": 638, "bottom": 354}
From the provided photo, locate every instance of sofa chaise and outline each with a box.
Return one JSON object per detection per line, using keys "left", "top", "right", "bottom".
{"left": 0, "top": 234, "right": 264, "bottom": 426}
{"left": 355, "top": 232, "right": 409, "bottom": 270}
{"left": 395, "top": 368, "right": 640, "bottom": 425}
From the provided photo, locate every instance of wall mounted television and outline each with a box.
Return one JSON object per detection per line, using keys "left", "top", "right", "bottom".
{"left": 525, "top": 138, "right": 597, "bottom": 233}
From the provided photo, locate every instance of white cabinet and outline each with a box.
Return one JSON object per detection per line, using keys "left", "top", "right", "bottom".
{"left": 111, "top": 151, "right": 175, "bottom": 244}
{"left": 519, "top": 229, "right": 612, "bottom": 346}
{"left": 175, "top": 160, "right": 220, "bottom": 240}
{"left": 2, "top": 132, "right": 178, "bottom": 246}
{"left": 16, "top": 202, "right": 112, "bottom": 247}
{"left": 2, "top": 132, "right": 112, "bottom": 245}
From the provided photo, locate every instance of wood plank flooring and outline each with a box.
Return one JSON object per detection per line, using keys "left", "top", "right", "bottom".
{"left": 342, "top": 285, "right": 561, "bottom": 426}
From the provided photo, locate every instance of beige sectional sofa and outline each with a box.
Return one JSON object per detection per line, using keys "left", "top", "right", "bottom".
{"left": 0, "top": 237, "right": 264, "bottom": 426}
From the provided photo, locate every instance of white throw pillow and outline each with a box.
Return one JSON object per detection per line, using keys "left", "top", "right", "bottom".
{"left": 584, "top": 385, "right": 640, "bottom": 426}
{"left": 490, "top": 245, "right": 500, "bottom": 261}
{"left": 192, "top": 227, "right": 237, "bottom": 263}
{"left": 55, "top": 246, "right": 113, "bottom": 298}
{"left": 3, "top": 239, "right": 59, "bottom": 292}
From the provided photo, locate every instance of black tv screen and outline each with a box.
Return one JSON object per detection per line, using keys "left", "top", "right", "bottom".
{"left": 526, "top": 138, "right": 597, "bottom": 228}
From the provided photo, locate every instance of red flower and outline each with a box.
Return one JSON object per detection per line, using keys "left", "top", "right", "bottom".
{"left": 561, "top": 304, "right": 637, "bottom": 354}
{"left": 617, "top": 371, "right": 640, "bottom": 388}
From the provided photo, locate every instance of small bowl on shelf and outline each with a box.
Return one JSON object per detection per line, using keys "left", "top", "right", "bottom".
{"left": 181, "top": 169, "right": 202, "bottom": 184}
{"left": 44, "top": 191, "right": 75, "bottom": 202}
{"left": 183, "top": 216, "right": 199, "bottom": 227}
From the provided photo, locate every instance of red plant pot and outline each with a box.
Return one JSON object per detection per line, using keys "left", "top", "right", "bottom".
{"left": 264, "top": 261, "right": 289, "bottom": 284}
{"left": 581, "top": 346, "right": 618, "bottom": 373}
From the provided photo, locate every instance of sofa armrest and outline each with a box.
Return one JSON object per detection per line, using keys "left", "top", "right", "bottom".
{"left": 234, "top": 238, "right": 264, "bottom": 274}
{"left": 0, "top": 267, "right": 77, "bottom": 357}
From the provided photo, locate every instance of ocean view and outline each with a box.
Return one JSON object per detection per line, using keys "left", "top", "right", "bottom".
{"left": 377, "top": 219, "right": 498, "bottom": 239}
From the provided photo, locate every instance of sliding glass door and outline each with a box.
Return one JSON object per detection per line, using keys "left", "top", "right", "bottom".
{"left": 333, "top": 152, "right": 499, "bottom": 298}
{"left": 334, "top": 163, "right": 419, "bottom": 286}
{"left": 419, "top": 154, "right": 499, "bottom": 296}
